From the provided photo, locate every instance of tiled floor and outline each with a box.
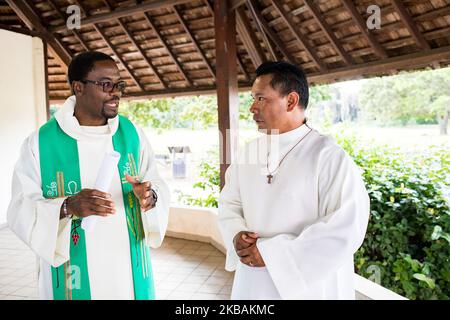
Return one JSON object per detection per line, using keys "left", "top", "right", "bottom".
{"left": 0, "top": 227, "right": 234, "bottom": 300}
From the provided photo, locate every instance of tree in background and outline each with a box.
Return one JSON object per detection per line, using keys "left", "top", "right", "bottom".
{"left": 359, "top": 67, "right": 450, "bottom": 133}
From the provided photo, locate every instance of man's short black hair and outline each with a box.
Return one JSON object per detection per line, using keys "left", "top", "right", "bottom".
{"left": 255, "top": 61, "right": 309, "bottom": 109}
{"left": 68, "top": 51, "right": 115, "bottom": 85}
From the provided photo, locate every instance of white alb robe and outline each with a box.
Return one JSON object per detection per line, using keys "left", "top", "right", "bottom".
{"left": 7, "top": 96, "right": 170, "bottom": 300}
{"left": 218, "top": 124, "right": 370, "bottom": 299}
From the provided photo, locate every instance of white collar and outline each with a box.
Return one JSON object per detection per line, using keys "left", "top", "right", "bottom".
{"left": 274, "top": 123, "right": 311, "bottom": 147}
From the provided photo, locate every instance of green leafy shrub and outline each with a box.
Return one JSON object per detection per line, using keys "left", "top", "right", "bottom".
{"left": 334, "top": 130, "right": 449, "bottom": 300}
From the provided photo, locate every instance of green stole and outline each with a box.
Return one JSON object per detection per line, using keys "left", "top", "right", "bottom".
{"left": 39, "top": 115, "right": 154, "bottom": 300}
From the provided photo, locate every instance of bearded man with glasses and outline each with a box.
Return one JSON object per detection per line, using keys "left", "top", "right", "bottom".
{"left": 7, "top": 51, "right": 170, "bottom": 300}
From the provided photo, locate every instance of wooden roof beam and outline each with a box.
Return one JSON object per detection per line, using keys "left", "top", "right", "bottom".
{"left": 341, "top": 0, "right": 388, "bottom": 59}
{"left": 143, "top": 12, "right": 192, "bottom": 87}
{"left": 74, "top": 1, "right": 144, "bottom": 91}
{"left": 244, "top": 0, "right": 277, "bottom": 61}
{"left": 309, "top": 45, "right": 450, "bottom": 84}
{"left": 47, "top": 0, "right": 90, "bottom": 52}
{"left": 5, "top": 0, "right": 71, "bottom": 69}
{"left": 231, "top": 0, "right": 247, "bottom": 11}
{"left": 93, "top": 24, "right": 144, "bottom": 91}
{"left": 116, "top": 19, "right": 167, "bottom": 89}
{"left": 237, "top": 53, "right": 250, "bottom": 81}
{"left": 236, "top": 6, "right": 266, "bottom": 69}
{"left": 98, "top": 0, "right": 166, "bottom": 88}
{"left": 246, "top": 0, "right": 294, "bottom": 63}
{"left": 303, "top": 0, "right": 353, "bottom": 66}
{"left": 172, "top": 5, "right": 216, "bottom": 80}
{"left": 390, "top": 0, "right": 430, "bottom": 50}
{"left": 270, "top": 0, "right": 326, "bottom": 71}
{"left": 50, "top": 0, "right": 192, "bottom": 32}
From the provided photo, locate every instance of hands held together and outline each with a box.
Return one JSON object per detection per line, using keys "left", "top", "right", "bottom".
{"left": 233, "top": 231, "right": 265, "bottom": 268}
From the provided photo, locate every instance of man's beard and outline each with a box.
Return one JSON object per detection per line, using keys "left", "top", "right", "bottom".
{"left": 101, "top": 106, "right": 118, "bottom": 119}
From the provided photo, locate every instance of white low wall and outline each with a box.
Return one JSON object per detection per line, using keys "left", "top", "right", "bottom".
{"left": 167, "top": 205, "right": 408, "bottom": 300}
{"left": 167, "top": 205, "right": 225, "bottom": 254}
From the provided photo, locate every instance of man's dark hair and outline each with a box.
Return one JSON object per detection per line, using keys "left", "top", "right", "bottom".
{"left": 68, "top": 51, "right": 115, "bottom": 85}
{"left": 255, "top": 61, "right": 309, "bottom": 109}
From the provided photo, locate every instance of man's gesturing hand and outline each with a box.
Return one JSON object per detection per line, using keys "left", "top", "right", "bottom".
{"left": 65, "top": 189, "right": 115, "bottom": 218}
{"left": 125, "top": 174, "right": 155, "bottom": 212}
{"left": 233, "top": 231, "right": 265, "bottom": 267}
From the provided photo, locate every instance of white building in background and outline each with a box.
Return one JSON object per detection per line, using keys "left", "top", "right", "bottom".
{"left": 0, "top": 29, "right": 47, "bottom": 226}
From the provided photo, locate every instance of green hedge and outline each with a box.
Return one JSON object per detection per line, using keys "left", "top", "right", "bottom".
{"left": 335, "top": 131, "right": 449, "bottom": 300}
{"left": 180, "top": 132, "right": 449, "bottom": 299}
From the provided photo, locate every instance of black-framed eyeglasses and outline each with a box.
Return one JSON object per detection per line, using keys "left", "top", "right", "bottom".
{"left": 80, "top": 79, "right": 126, "bottom": 93}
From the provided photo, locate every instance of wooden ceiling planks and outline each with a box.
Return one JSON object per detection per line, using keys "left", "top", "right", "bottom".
{"left": 0, "top": 0, "right": 449, "bottom": 102}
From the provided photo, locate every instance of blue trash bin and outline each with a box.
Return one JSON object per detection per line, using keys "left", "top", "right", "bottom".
{"left": 168, "top": 146, "right": 191, "bottom": 179}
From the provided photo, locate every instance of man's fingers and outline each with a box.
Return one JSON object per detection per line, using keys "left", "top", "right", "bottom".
{"left": 240, "top": 256, "right": 254, "bottom": 266}
{"left": 242, "top": 233, "right": 257, "bottom": 244}
{"left": 244, "top": 232, "right": 258, "bottom": 239}
{"left": 141, "top": 203, "right": 153, "bottom": 212}
{"left": 236, "top": 246, "right": 255, "bottom": 257}
{"left": 90, "top": 197, "right": 115, "bottom": 208}
{"left": 125, "top": 174, "right": 139, "bottom": 184}
{"left": 89, "top": 204, "right": 115, "bottom": 216}
{"left": 85, "top": 189, "right": 111, "bottom": 199}
{"left": 140, "top": 195, "right": 156, "bottom": 211}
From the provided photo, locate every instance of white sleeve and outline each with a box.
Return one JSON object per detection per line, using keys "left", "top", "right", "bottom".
{"left": 218, "top": 164, "right": 249, "bottom": 271}
{"left": 7, "top": 133, "right": 72, "bottom": 267}
{"left": 256, "top": 145, "right": 370, "bottom": 299}
{"left": 136, "top": 127, "right": 170, "bottom": 249}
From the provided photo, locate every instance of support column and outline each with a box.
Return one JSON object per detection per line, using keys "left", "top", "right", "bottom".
{"left": 215, "top": 0, "right": 239, "bottom": 190}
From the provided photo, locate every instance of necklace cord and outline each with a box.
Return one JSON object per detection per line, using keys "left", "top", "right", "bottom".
{"left": 266, "top": 127, "right": 313, "bottom": 176}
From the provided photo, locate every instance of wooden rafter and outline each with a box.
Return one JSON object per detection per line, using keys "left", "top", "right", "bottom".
{"left": 74, "top": 2, "right": 144, "bottom": 91}
{"left": 231, "top": 0, "right": 247, "bottom": 11}
{"left": 303, "top": 0, "right": 352, "bottom": 65}
{"left": 5, "top": 0, "right": 71, "bottom": 68}
{"left": 390, "top": 0, "right": 430, "bottom": 50}
{"left": 172, "top": 5, "right": 216, "bottom": 80}
{"left": 93, "top": 24, "right": 144, "bottom": 91}
{"left": 246, "top": 0, "right": 294, "bottom": 63}
{"left": 341, "top": 0, "right": 388, "bottom": 59}
{"left": 245, "top": 0, "right": 277, "bottom": 61}
{"left": 98, "top": 0, "right": 166, "bottom": 88}
{"left": 270, "top": 0, "right": 326, "bottom": 71}
{"left": 309, "top": 45, "right": 450, "bottom": 83}
{"left": 50, "top": 0, "right": 192, "bottom": 33}
{"left": 236, "top": 6, "right": 266, "bottom": 69}
{"left": 116, "top": 19, "right": 167, "bottom": 89}
{"left": 143, "top": 12, "right": 192, "bottom": 87}
{"left": 415, "top": 5, "right": 450, "bottom": 22}
{"left": 47, "top": 0, "right": 89, "bottom": 52}
{"left": 236, "top": 53, "right": 250, "bottom": 81}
